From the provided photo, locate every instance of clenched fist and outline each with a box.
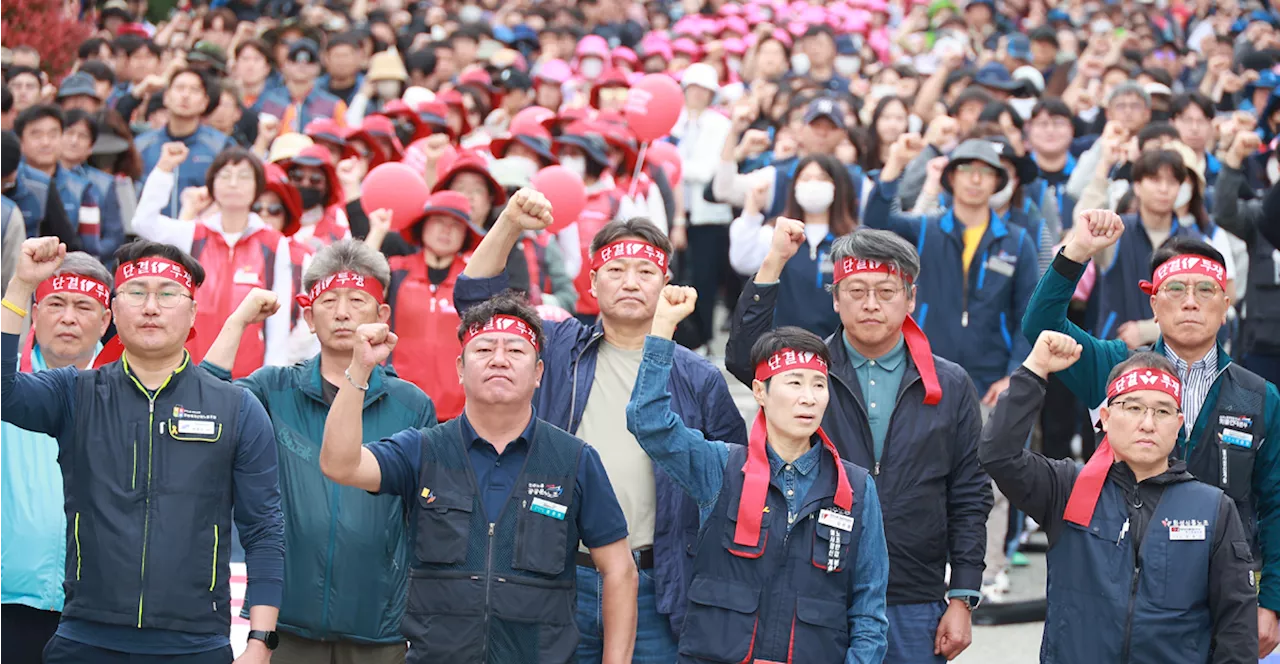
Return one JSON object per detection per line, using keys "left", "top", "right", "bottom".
{"left": 499, "top": 188, "right": 555, "bottom": 232}
{"left": 157, "top": 142, "right": 190, "bottom": 174}
{"left": 650, "top": 285, "right": 698, "bottom": 339}
{"left": 767, "top": 217, "right": 806, "bottom": 264}
{"left": 231, "top": 288, "right": 280, "bottom": 326}
{"left": 352, "top": 323, "right": 398, "bottom": 372}
{"left": 1023, "top": 331, "right": 1083, "bottom": 378}
{"left": 13, "top": 237, "right": 67, "bottom": 288}
{"left": 1064, "top": 209, "right": 1124, "bottom": 263}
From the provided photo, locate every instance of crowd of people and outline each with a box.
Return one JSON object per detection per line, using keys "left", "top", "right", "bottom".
{"left": 4, "top": 0, "right": 1280, "bottom": 661}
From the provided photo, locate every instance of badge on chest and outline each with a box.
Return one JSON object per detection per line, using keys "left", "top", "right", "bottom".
{"left": 1164, "top": 518, "right": 1208, "bottom": 541}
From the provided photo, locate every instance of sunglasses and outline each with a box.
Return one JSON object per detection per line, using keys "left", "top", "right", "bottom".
{"left": 288, "top": 170, "right": 327, "bottom": 187}
{"left": 252, "top": 202, "right": 286, "bottom": 216}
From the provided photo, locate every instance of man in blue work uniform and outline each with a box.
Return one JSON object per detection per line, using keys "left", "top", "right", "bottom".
{"left": 0, "top": 237, "right": 285, "bottom": 663}
{"left": 456, "top": 191, "right": 747, "bottom": 661}
{"left": 135, "top": 68, "right": 230, "bottom": 217}
{"left": 1023, "top": 208, "right": 1280, "bottom": 658}
{"left": 200, "top": 239, "right": 436, "bottom": 663}
{"left": 726, "top": 226, "right": 991, "bottom": 662}
{"left": 320, "top": 278, "right": 638, "bottom": 663}
{"left": 631, "top": 286, "right": 890, "bottom": 663}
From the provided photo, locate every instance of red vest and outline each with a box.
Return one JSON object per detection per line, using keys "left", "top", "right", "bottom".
{"left": 522, "top": 235, "right": 545, "bottom": 305}
{"left": 189, "top": 224, "right": 285, "bottom": 378}
{"left": 297, "top": 205, "right": 351, "bottom": 249}
{"left": 571, "top": 189, "right": 622, "bottom": 316}
{"left": 387, "top": 253, "right": 468, "bottom": 420}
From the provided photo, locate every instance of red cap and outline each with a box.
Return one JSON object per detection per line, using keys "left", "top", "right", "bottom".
{"left": 263, "top": 163, "right": 304, "bottom": 234}
{"left": 280, "top": 145, "right": 343, "bottom": 209}
{"left": 433, "top": 150, "right": 508, "bottom": 206}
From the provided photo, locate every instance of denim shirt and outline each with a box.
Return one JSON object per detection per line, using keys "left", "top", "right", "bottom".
{"left": 625, "top": 336, "right": 889, "bottom": 664}
{"left": 768, "top": 443, "right": 822, "bottom": 528}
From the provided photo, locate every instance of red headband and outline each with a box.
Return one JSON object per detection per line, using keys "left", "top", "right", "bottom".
{"left": 36, "top": 274, "right": 111, "bottom": 310}
{"left": 1139, "top": 254, "right": 1227, "bottom": 296}
{"left": 590, "top": 240, "right": 670, "bottom": 273}
{"left": 1064, "top": 368, "right": 1184, "bottom": 527}
{"left": 294, "top": 271, "right": 386, "bottom": 308}
{"left": 832, "top": 257, "right": 913, "bottom": 285}
{"left": 754, "top": 348, "right": 829, "bottom": 382}
{"left": 461, "top": 314, "right": 540, "bottom": 350}
{"left": 734, "top": 411, "right": 852, "bottom": 549}
{"left": 115, "top": 258, "right": 195, "bottom": 295}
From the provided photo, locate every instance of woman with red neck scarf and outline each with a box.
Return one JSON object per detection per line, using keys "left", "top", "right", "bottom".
{"left": 625, "top": 285, "right": 890, "bottom": 664}
{"left": 366, "top": 190, "right": 482, "bottom": 420}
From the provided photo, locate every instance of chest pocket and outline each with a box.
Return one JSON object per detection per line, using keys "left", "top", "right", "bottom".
{"left": 1058, "top": 516, "right": 1128, "bottom": 602}
{"left": 163, "top": 417, "right": 229, "bottom": 494}
{"left": 512, "top": 496, "right": 571, "bottom": 576}
{"left": 810, "top": 520, "right": 853, "bottom": 573}
{"left": 721, "top": 493, "right": 771, "bottom": 559}
{"left": 1214, "top": 419, "right": 1258, "bottom": 504}
{"left": 415, "top": 491, "right": 473, "bottom": 565}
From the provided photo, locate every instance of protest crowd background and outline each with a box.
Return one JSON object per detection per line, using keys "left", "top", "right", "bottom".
{"left": 3, "top": 0, "right": 1280, "bottom": 660}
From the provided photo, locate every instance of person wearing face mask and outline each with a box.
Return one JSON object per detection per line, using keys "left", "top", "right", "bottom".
{"left": 574, "top": 35, "right": 612, "bottom": 84}
{"left": 554, "top": 123, "right": 627, "bottom": 323}
{"left": 868, "top": 135, "right": 1040, "bottom": 412}
{"left": 277, "top": 144, "right": 354, "bottom": 249}
{"left": 258, "top": 39, "right": 348, "bottom": 136}
{"left": 834, "top": 34, "right": 862, "bottom": 82}
{"left": 345, "top": 51, "right": 410, "bottom": 127}
{"left": 257, "top": 162, "right": 319, "bottom": 347}
{"left": 729, "top": 154, "right": 860, "bottom": 336}
{"left": 131, "top": 143, "right": 294, "bottom": 377}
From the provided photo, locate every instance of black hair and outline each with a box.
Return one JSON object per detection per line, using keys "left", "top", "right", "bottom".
{"left": 1030, "top": 96, "right": 1073, "bottom": 122}
{"left": 168, "top": 68, "right": 219, "bottom": 116}
{"left": 327, "top": 31, "right": 364, "bottom": 50}
{"left": 1138, "top": 67, "right": 1173, "bottom": 87}
{"left": 113, "top": 33, "right": 144, "bottom": 56}
{"left": 1131, "top": 149, "right": 1187, "bottom": 183}
{"left": 121, "top": 38, "right": 162, "bottom": 59}
{"left": 950, "top": 87, "right": 995, "bottom": 116}
{"left": 63, "top": 109, "right": 99, "bottom": 144}
{"left": 2, "top": 87, "right": 12, "bottom": 114}
{"left": 589, "top": 217, "right": 675, "bottom": 257}
{"left": 144, "top": 91, "right": 167, "bottom": 119}
{"left": 803, "top": 24, "right": 837, "bottom": 42}
{"left": 79, "top": 60, "right": 116, "bottom": 87}
{"left": 405, "top": 48, "right": 437, "bottom": 77}
{"left": 1149, "top": 236, "right": 1225, "bottom": 276}
{"left": 748, "top": 326, "right": 831, "bottom": 387}
{"left": 782, "top": 153, "right": 858, "bottom": 235}
{"left": 7, "top": 66, "right": 41, "bottom": 85}
{"left": 1136, "top": 122, "right": 1180, "bottom": 149}
{"left": 979, "top": 100, "right": 1024, "bottom": 131}
{"left": 78, "top": 37, "right": 112, "bottom": 61}
{"left": 113, "top": 239, "right": 207, "bottom": 288}
{"left": 1104, "top": 351, "right": 1178, "bottom": 396}
{"left": 860, "top": 95, "right": 908, "bottom": 172}
{"left": 455, "top": 289, "right": 544, "bottom": 354}
{"left": 1170, "top": 91, "right": 1214, "bottom": 120}
{"left": 14, "top": 104, "right": 65, "bottom": 137}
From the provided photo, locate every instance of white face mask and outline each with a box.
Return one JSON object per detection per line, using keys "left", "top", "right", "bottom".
{"left": 989, "top": 178, "right": 1015, "bottom": 209}
{"left": 502, "top": 156, "right": 539, "bottom": 181}
{"left": 1268, "top": 157, "right": 1279, "bottom": 186}
{"left": 580, "top": 58, "right": 604, "bottom": 80}
{"left": 727, "top": 56, "right": 743, "bottom": 74}
{"left": 560, "top": 155, "right": 587, "bottom": 178}
{"left": 376, "top": 81, "right": 401, "bottom": 99}
{"left": 1174, "top": 181, "right": 1192, "bottom": 209}
{"left": 1009, "top": 97, "right": 1037, "bottom": 121}
{"left": 794, "top": 180, "right": 835, "bottom": 214}
{"left": 790, "top": 53, "right": 811, "bottom": 76}
{"left": 835, "top": 56, "right": 859, "bottom": 77}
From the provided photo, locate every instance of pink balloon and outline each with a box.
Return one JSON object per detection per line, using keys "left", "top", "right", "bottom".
{"left": 624, "top": 74, "right": 684, "bottom": 143}
{"left": 646, "top": 141, "right": 683, "bottom": 187}
{"left": 361, "top": 162, "right": 430, "bottom": 231}
{"left": 530, "top": 166, "right": 587, "bottom": 235}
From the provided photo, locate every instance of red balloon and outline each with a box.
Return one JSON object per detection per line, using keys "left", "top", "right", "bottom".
{"left": 530, "top": 166, "right": 587, "bottom": 235}
{"left": 361, "top": 162, "right": 430, "bottom": 231}
{"left": 646, "top": 141, "right": 683, "bottom": 187}
{"left": 624, "top": 74, "right": 683, "bottom": 142}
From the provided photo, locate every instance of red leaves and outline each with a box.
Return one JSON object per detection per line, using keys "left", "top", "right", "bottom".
{"left": 1, "top": 0, "right": 94, "bottom": 79}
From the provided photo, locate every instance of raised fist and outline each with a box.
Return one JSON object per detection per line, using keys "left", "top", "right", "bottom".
{"left": 179, "top": 186, "right": 214, "bottom": 221}
{"left": 157, "top": 142, "right": 190, "bottom": 174}
{"left": 232, "top": 288, "right": 280, "bottom": 326}
{"left": 14, "top": 237, "right": 66, "bottom": 287}
{"left": 367, "top": 208, "right": 394, "bottom": 236}
{"left": 500, "top": 188, "right": 555, "bottom": 231}
{"left": 768, "top": 217, "right": 806, "bottom": 264}
{"left": 1065, "top": 209, "right": 1124, "bottom": 262}
{"left": 745, "top": 176, "right": 771, "bottom": 214}
{"left": 655, "top": 285, "right": 698, "bottom": 325}
{"left": 923, "top": 116, "right": 958, "bottom": 150}
{"left": 1025, "top": 330, "right": 1084, "bottom": 377}
{"left": 888, "top": 132, "right": 926, "bottom": 167}
{"left": 353, "top": 323, "right": 397, "bottom": 369}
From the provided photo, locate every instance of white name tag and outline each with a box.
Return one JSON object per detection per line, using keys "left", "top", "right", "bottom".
{"left": 1169, "top": 524, "right": 1206, "bottom": 541}
{"left": 233, "top": 270, "right": 261, "bottom": 285}
{"left": 986, "top": 257, "right": 1016, "bottom": 277}
{"left": 177, "top": 420, "right": 216, "bottom": 436}
{"left": 530, "top": 497, "right": 567, "bottom": 520}
{"left": 818, "top": 508, "right": 854, "bottom": 532}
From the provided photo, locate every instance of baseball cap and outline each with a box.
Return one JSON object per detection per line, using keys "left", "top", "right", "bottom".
{"left": 940, "top": 139, "right": 1010, "bottom": 194}
{"left": 1005, "top": 34, "right": 1031, "bottom": 63}
{"left": 57, "top": 73, "right": 100, "bottom": 101}
{"left": 803, "top": 97, "right": 846, "bottom": 129}
{"left": 497, "top": 68, "right": 533, "bottom": 91}
{"left": 286, "top": 39, "right": 320, "bottom": 65}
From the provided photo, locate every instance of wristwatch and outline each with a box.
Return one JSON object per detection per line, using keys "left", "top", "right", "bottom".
{"left": 248, "top": 630, "right": 279, "bottom": 650}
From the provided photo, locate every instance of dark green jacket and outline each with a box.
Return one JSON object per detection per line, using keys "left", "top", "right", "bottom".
{"left": 1022, "top": 250, "right": 1280, "bottom": 611}
{"left": 203, "top": 356, "right": 436, "bottom": 643}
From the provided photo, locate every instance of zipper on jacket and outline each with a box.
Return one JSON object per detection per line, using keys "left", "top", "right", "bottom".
{"left": 74, "top": 513, "right": 82, "bottom": 581}
{"left": 131, "top": 439, "right": 137, "bottom": 490}
{"left": 210, "top": 525, "right": 219, "bottom": 592}
{"left": 1121, "top": 559, "right": 1141, "bottom": 662}
{"left": 861, "top": 373, "right": 922, "bottom": 477}
{"left": 482, "top": 522, "right": 495, "bottom": 662}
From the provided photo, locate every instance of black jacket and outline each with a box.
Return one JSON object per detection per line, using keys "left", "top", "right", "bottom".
{"left": 980, "top": 367, "right": 1258, "bottom": 662}
{"left": 727, "top": 279, "right": 992, "bottom": 604}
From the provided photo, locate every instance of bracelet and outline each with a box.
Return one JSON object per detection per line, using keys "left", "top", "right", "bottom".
{"left": 1, "top": 299, "right": 28, "bottom": 318}
{"left": 344, "top": 368, "right": 370, "bottom": 392}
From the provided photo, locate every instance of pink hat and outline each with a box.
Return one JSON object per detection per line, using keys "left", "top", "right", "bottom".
{"left": 643, "top": 42, "right": 674, "bottom": 62}
{"left": 672, "top": 38, "right": 702, "bottom": 58}
{"left": 721, "top": 15, "right": 749, "bottom": 36}
{"left": 536, "top": 59, "right": 573, "bottom": 84}
{"left": 865, "top": 0, "right": 889, "bottom": 12}
{"left": 723, "top": 37, "right": 749, "bottom": 56}
{"left": 575, "top": 35, "right": 610, "bottom": 60}
{"left": 770, "top": 29, "right": 795, "bottom": 47}
{"left": 611, "top": 46, "right": 639, "bottom": 67}
{"left": 787, "top": 20, "right": 808, "bottom": 36}
{"left": 799, "top": 6, "right": 826, "bottom": 23}
{"left": 719, "top": 3, "right": 743, "bottom": 16}
{"left": 847, "top": 13, "right": 870, "bottom": 32}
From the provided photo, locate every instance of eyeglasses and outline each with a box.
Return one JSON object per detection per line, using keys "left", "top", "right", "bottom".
{"left": 215, "top": 169, "right": 256, "bottom": 184}
{"left": 288, "top": 170, "right": 327, "bottom": 187}
{"left": 251, "top": 202, "right": 285, "bottom": 216}
{"left": 956, "top": 163, "right": 997, "bottom": 177}
{"left": 1111, "top": 400, "right": 1181, "bottom": 425}
{"left": 1158, "top": 281, "right": 1222, "bottom": 302}
{"left": 1110, "top": 100, "right": 1147, "bottom": 112}
{"left": 840, "top": 285, "right": 905, "bottom": 302}
{"left": 1032, "top": 118, "right": 1072, "bottom": 131}
{"left": 116, "top": 288, "right": 193, "bottom": 308}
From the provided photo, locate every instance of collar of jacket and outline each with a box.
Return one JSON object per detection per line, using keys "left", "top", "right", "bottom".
{"left": 1152, "top": 337, "right": 1232, "bottom": 375}
{"left": 939, "top": 207, "right": 1008, "bottom": 239}
{"left": 826, "top": 325, "right": 923, "bottom": 405}
{"left": 121, "top": 350, "right": 192, "bottom": 397}
{"left": 299, "top": 353, "right": 390, "bottom": 405}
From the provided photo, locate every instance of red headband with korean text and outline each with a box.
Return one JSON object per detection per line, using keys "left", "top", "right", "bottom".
{"left": 294, "top": 271, "right": 386, "bottom": 308}
{"left": 114, "top": 258, "right": 195, "bottom": 295}
{"left": 36, "top": 274, "right": 112, "bottom": 310}
{"left": 1138, "top": 254, "right": 1227, "bottom": 296}
{"left": 754, "top": 348, "right": 829, "bottom": 382}
{"left": 590, "top": 240, "right": 670, "bottom": 273}
{"left": 1063, "top": 368, "right": 1184, "bottom": 527}
{"left": 832, "top": 256, "right": 940, "bottom": 405}
{"left": 461, "top": 314, "right": 540, "bottom": 350}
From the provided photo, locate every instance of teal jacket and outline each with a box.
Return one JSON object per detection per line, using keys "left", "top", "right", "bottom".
{"left": 1023, "top": 251, "right": 1280, "bottom": 611}
{"left": 202, "top": 356, "right": 436, "bottom": 643}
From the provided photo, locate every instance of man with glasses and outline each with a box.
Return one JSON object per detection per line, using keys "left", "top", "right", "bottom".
{"left": 1023, "top": 208, "right": 1280, "bottom": 658}
{"left": 1025, "top": 98, "right": 1078, "bottom": 236}
{"left": 0, "top": 237, "right": 285, "bottom": 664}
{"left": 980, "top": 330, "right": 1258, "bottom": 661}
{"left": 726, "top": 226, "right": 992, "bottom": 663}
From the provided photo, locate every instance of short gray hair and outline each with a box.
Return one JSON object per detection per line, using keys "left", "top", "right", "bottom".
{"left": 303, "top": 239, "right": 391, "bottom": 295}
{"left": 827, "top": 229, "right": 920, "bottom": 291}
{"left": 56, "top": 251, "right": 113, "bottom": 288}
{"left": 1107, "top": 81, "right": 1150, "bottom": 108}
